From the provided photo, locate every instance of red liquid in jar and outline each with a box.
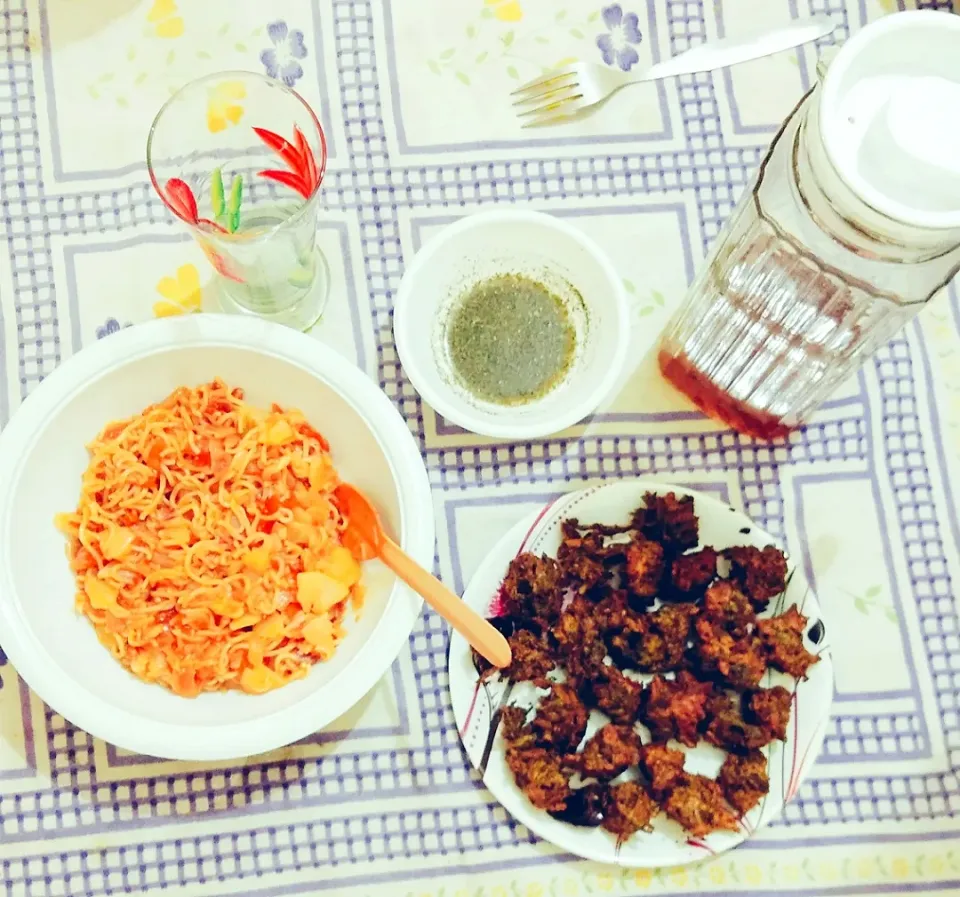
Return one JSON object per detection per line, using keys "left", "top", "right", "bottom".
{"left": 658, "top": 349, "right": 794, "bottom": 440}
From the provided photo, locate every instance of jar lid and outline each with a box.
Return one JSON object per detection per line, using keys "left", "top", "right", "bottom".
{"left": 819, "top": 10, "right": 960, "bottom": 234}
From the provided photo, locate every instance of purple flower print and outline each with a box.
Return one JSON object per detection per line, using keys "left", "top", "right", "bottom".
{"left": 96, "top": 318, "right": 129, "bottom": 339}
{"left": 0, "top": 645, "right": 6, "bottom": 691}
{"left": 261, "top": 21, "right": 308, "bottom": 88}
{"left": 596, "top": 4, "right": 643, "bottom": 72}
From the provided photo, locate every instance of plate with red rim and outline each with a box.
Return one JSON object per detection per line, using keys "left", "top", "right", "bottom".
{"left": 447, "top": 480, "right": 833, "bottom": 867}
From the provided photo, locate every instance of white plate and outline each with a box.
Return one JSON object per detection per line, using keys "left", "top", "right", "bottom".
{"left": 448, "top": 480, "right": 833, "bottom": 867}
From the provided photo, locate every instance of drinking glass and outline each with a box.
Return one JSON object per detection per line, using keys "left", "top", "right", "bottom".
{"left": 147, "top": 71, "right": 329, "bottom": 331}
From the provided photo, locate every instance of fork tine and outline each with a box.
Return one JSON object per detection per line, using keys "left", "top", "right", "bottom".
{"left": 519, "top": 94, "right": 583, "bottom": 122}
{"left": 512, "top": 82, "right": 579, "bottom": 109}
{"left": 515, "top": 91, "right": 581, "bottom": 118}
{"left": 509, "top": 67, "right": 576, "bottom": 97}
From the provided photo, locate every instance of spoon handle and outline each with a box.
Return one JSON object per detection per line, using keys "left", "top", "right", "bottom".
{"left": 379, "top": 538, "right": 512, "bottom": 669}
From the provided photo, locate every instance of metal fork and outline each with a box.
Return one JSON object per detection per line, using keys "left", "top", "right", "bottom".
{"left": 513, "top": 16, "right": 836, "bottom": 126}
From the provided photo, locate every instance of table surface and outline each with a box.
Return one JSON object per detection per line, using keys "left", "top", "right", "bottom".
{"left": 1, "top": 0, "right": 960, "bottom": 895}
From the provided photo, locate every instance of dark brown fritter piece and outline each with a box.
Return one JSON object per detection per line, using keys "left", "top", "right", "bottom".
{"left": 718, "top": 749, "right": 769, "bottom": 816}
{"left": 584, "top": 664, "right": 644, "bottom": 725}
{"left": 639, "top": 671, "right": 713, "bottom": 747}
{"left": 551, "top": 597, "right": 600, "bottom": 658}
{"left": 473, "top": 615, "right": 542, "bottom": 678}
{"left": 601, "top": 781, "right": 658, "bottom": 841}
{"left": 501, "top": 552, "right": 563, "bottom": 622}
{"left": 569, "top": 724, "right": 642, "bottom": 780}
{"left": 694, "top": 618, "right": 767, "bottom": 689}
{"left": 531, "top": 684, "right": 589, "bottom": 752}
{"left": 669, "top": 547, "right": 718, "bottom": 598}
{"left": 702, "top": 580, "right": 756, "bottom": 639}
{"left": 501, "top": 705, "right": 536, "bottom": 748}
{"left": 703, "top": 692, "right": 773, "bottom": 754}
{"left": 640, "top": 743, "right": 686, "bottom": 797}
{"left": 503, "top": 629, "right": 556, "bottom": 685}
{"left": 557, "top": 520, "right": 609, "bottom": 593}
{"left": 756, "top": 606, "right": 820, "bottom": 679}
{"left": 593, "top": 589, "right": 633, "bottom": 633}
{"left": 549, "top": 782, "right": 607, "bottom": 827}
{"left": 662, "top": 774, "right": 740, "bottom": 838}
{"left": 748, "top": 686, "right": 792, "bottom": 742}
{"left": 635, "top": 492, "right": 698, "bottom": 552}
{"left": 724, "top": 545, "right": 788, "bottom": 610}
{"left": 631, "top": 604, "right": 699, "bottom": 673}
{"left": 624, "top": 535, "right": 665, "bottom": 602}
{"left": 506, "top": 746, "right": 571, "bottom": 812}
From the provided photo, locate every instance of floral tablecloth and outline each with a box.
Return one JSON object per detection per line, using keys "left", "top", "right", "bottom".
{"left": 2, "top": 0, "right": 960, "bottom": 895}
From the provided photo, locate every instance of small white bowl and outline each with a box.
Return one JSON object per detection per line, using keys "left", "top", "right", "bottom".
{"left": 394, "top": 209, "right": 630, "bottom": 438}
{"left": 0, "top": 315, "right": 434, "bottom": 761}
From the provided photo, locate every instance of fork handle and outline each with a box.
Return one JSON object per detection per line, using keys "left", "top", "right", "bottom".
{"left": 637, "top": 15, "right": 835, "bottom": 81}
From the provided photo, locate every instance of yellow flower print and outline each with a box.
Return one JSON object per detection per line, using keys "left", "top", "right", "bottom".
{"left": 154, "top": 264, "right": 202, "bottom": 317}
{"left": 207, "top": 81, "right": 246, "bottom": 133}
{"left": 146, "top": 0, "right": 184, "bottom": 39}
{"left": 783, "top": 864, "right": 800, "bottom": 883}
{"left": 818, "top": 862, "right": 839, "bottom": 882}
{"left": 891, "top": 858, "right": 910, "bottom": 878}
{"left": 485, "top": 0, "right": 523, "bottom": 22}
{"left": 744, "top": 864, "right": 763, "bottom": 885}
{"left": 929, "top": 856, "right": 946, "bottom": 876}
{"left": 633, "top": 869, "right": 652, "bottom": 888}
{"left": 491, "top": 888, "right": 508, "bottom": 897}
{"left": 669, "top": 868, "right": 688, "bottom": 887}
{"left": 595, "top": 871, "right": 614, "bottom": 891}
{"left": 708, "top": 864, "right": 726, "bottom": 885}
{"left": 857, "top": 858, "right": 875, "bottom": 880}
{"left": 562, "top": 879, "right": 580, "bottom": 896}
{"left": 525, "top": 885, "right": 544, "bottom": 897}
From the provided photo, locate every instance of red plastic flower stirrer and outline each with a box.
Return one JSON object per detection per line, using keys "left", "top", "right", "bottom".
{"left": 163, "top": 178, "right": 243, "bottom": 283}
{"left": 254, "top": 125, "right": 323, "bottom": 199}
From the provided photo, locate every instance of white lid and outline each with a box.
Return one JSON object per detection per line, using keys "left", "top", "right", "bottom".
{"left": 819, "top": 10, "right": 960, "bottom": 232}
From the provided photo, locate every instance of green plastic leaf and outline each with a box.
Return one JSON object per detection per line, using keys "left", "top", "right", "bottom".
{"left": 502, "top": 31, "right": 515, "bottom": 47}
{"left": 440, "top": 47, "right": 456, "bottom": 60}
{"left": 227, "top": 174, "right": 243, "bottom": 219}
{"left": 456, "top": 71, "right": 471, "bottom": 85}
{"left": 506, "top": 65, "right": 519, "bottom": 80}
{"left": 210, "top": 167, "right": 226, "bottom": 218}
{"left": 428, "top": 59, "right": 441, "bottom": 75}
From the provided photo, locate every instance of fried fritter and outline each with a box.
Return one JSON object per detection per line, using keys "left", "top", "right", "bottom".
{"left": 552, "top": 597, "right": 600, "bottom": 659}
{"left": 584, "top": 664, "right": 644, "bottom": 725}
{"left": 718, "top": 749, "right": 769, "bottom": 816}
{"left": 624, "top": 535, "right": 665, "bottom": 602}
{"left": 757, "top": 606, "right": 820, "bottom": 679}
{"left": 557, "top": 520, "right": 609, "bottom": 593}
{"left": 703, "top": 692, "right": 773, "bottom": 754}
{"left": 501, "top": 553, "right": 563, "bottom": 622}
{"left": 473, "top": 615, "right": 542, "bottom": 677}
{"left": 501, "top": 705, "right": 535, "bottom": 748}
{"left": 748, "top": 686, "right": 792, "bottom": 742}
{"left": 601, "top": 781, "right": 658, "bottom": 841}
{"left": 506, "top": 746, "right": 571, "bottom": 812}
{"left": 694, "top": 618, "right": 767, "bottom": 689}
{"left": 503, "top": 629, "right": 556, "bottom": 685}
{"left": 549, "top": 782, "right": 607, "bottom": 827}
{"left": 570, "top": 724, "right": 642, "bottom": 780}
{"left": 724, "top": 545, "right": 788, "bottom": 610}
{"left": 702, "top": 580, "right": 755, "bottom": 639}
{"left": 640, "top": 742, "right": 686, "bottom": 796}
{"left": 531, "top": 684, "right": 589, "bottom": 752}
{"left": 640, "top": 671, "right": 713, "bottom": 747}
{"left": 610, "top": 604, "right": 698, "bottom": 673}
{"left": 669, "top": 547, "right": 718, "bottom": 598}
{"left": 635, "top": 492, "right": 698, "bottom": 552}
{"left": 662, "top": 774, "right": 740, "bottom": 838}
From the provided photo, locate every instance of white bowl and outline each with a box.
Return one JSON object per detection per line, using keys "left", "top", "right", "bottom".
{"left": 394, "top": 209, "right": 630, "bottom": 438}
{"left": 0, "top": 315, "right": 434, "bottom": 761}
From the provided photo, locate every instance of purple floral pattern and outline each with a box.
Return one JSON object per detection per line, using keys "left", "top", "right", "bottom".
{"left": 596, "top": 4, "right": 643, "bottom": 72}
{"left": 0, "top": 645, "right": 6, "bottom": 691}
{"left": 261, "top": 21, "right": 308, "bottom": 88}
{"left": 95, "top": 318, "right": 130, "bottom": 339}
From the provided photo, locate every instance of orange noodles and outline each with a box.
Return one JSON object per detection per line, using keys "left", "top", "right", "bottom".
{"left": 55, "top": 379, "right": 364, "bottom": 698}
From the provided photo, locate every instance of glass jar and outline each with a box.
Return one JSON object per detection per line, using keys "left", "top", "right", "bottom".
{"left": 658, "top": 18, "right": 960, "bottom": 439}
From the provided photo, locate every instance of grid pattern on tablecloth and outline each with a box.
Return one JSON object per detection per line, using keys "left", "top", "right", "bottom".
{"left": 0, "top": 0, "right": 959, "bottom": 892}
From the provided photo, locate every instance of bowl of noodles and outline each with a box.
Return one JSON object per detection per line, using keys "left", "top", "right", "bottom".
{"left": 0, "top": 315, "right": 434, "bottom": 761}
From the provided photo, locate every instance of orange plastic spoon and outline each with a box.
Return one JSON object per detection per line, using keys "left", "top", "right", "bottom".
{"left": 334, "top": 483, "right": 512, "bottom": 669}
